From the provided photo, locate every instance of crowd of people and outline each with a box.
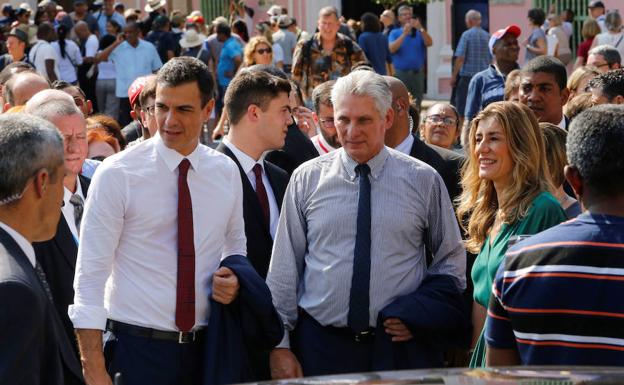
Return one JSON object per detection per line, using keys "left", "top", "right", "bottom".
{"left": 0, "top": 1, "right": 624, "bottom": 385}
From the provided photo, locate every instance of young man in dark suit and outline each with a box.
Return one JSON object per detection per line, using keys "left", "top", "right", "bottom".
{"left": 26, "top": 90, "right": 91, "bottom": 359}
{"left": 384, "top": 76, "right": 464, "bottom": 203}
{"left": 0, "top": 113, "right": 84, "bottom": 385}
{"left": 216, "top": 70, "right": 292, "bottom": 279}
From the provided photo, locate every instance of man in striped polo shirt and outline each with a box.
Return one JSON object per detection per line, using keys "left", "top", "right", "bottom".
{"left": 485, "top": 105, "right": 624, "bottom": 366}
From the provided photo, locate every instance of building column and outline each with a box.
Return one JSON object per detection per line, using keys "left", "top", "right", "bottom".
{"left": 425, "top": 0, "right": 453, "bottom": 100}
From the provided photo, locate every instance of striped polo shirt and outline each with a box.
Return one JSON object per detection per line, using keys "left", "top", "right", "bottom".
{"left": 485, "top": 212, "right": 624, "bottom": 365}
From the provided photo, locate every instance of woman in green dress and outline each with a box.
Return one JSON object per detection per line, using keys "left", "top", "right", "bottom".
{"left": 456, "top": 102, "right": 567, "bottom": 367}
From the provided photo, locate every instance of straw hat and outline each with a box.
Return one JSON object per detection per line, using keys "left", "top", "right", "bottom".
{"left": 144, "top": 0, "right": 166, "bottom": 13}
{"left": 179, "top": 29, "right": 206, "bottom": 49}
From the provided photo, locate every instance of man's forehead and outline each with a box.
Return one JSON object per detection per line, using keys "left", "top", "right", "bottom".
{"left": 521, "top": 72, "right": 558, "bottom": 85}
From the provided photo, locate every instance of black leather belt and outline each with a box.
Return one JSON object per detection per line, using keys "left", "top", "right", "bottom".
{"left": 301, "top": 310, "right": 375, "bottom": 343}
{"left": 106, "top": 319, "right": 204, "bottom": 344}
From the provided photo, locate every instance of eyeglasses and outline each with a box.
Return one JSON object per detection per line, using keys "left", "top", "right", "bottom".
{"left": 426, "top": 115, "right": 457, "bottom": 125}
{"left": 319, "top": 118, "right": 334, "bottom": 128}
{"left": 255, "top": 48, "right": 272, "bottom": 55}
{"left": 143, "top": 105, "right": 156, "bottom": 116}
{"left": 73, "top": 96, "right": 85, "bottom": 108}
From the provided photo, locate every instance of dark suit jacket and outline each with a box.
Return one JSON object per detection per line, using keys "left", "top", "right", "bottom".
{"left": 372, "top": 274, "right": 471, "bottom": 370}
{"left": 203, "top": 255, "right": 284, "bottom": 384}
{"left": 408, "top": 134, "right": 464, "bottom": 203}
{"left": 265, "top": 123, "right": 319, "bottom": 176}
{"left": 34, "top": 175, "right": 90, "bottom": 359}
{"left": 0, "top": 227, "right": 84, "bottom": 385}
{"left": 216, "top": 143, "right": 288, "bottom": 278}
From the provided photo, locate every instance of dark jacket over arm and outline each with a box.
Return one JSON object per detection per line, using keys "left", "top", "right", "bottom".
{"left": 203, "top": 255, "right": 284, "bottom": 385}
{"left": 372, "top": 274, "right": 471, "bottom": 370}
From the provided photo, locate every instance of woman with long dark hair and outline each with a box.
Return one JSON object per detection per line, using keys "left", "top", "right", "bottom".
{"left": 52, "top": 24, "right": 83, "bottom": 84}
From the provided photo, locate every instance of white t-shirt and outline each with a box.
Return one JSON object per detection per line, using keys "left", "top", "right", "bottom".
{"left": 84, "top": 34, "right": 99, "bottom": 58}
{"left": 52, "top": 40, "right": 83, "bottom": 83}
{"left": 28, "top": 40, "right": 60, "bottom": 82}
{"left": 595, "top": 32, "right": 624, "bottom": 61}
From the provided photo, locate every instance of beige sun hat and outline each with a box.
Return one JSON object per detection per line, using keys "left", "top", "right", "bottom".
{"left": 179, "top": 29, "right": 206, "bottom": 49}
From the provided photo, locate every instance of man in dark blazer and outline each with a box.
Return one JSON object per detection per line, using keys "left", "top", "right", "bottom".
{"left": 0, "top": 113, "right": 84, "bottom": 385}
{"left": 244, "top": 64, "right": 319, "bottom": 177}
{"left": 26, "top": 90, "right": 91, "bottom": 358}
{"left": 216, "top": 70, "right": 291, "bottom": 279}
{"left": 384, "top": 76, "right": 465, "bottom": 203}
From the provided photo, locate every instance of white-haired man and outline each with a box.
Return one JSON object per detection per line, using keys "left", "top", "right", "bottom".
{"left": 266, "top": 70, "right": 468, "bottom": 379}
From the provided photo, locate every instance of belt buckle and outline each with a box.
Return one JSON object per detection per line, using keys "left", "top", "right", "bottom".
{"left": 354, "top": 330, "right": 373, "bottom": 343}
{"left": 178, "top": 331, "right": 195, "bottom": 344}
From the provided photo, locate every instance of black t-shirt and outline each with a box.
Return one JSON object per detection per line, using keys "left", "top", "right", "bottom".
{"left": 145, "top": 30, "right": 176, "bottom": 63}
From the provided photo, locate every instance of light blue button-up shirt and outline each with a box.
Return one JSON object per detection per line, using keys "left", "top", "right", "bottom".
{"left": 110, "top": 39, "right": 162, "bottom": 98}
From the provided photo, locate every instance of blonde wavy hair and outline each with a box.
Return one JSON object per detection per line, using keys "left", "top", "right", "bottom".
{"left": 456, "top": 102, "right": 554, "bottom": 253}
{"left": 243, "top": 36, "right": 273, "bottom": 66}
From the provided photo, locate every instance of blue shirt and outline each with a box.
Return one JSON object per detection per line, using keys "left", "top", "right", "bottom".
{"left": 486, "top": 213, "right": 624, "bottom": 365}
{"left": 455, "top": 27, "right": 491, "bottom": 76}
{"left": 358, "top": 31, "right": 391, "bottom": 75}
{"left": 217, "top": 37, "right": 242, "bottom": 87}
{"left": 388, "top": 28, "right": 426, "bottom": 71}
{"left": 525, "top": 27, "right": 546, "bottom": 64}
{"left": 93, "top": 10, "right": 125, "bottom": 37}
{"left": 110, "top": 39, "right": 162, "bottom": 98}
{"left": 464, "top": 64, "right": 518, "bottom": 120}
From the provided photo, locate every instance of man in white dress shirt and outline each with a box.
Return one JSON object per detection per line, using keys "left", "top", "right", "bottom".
{"left": 70, "top": 57, "right": 247, "bottom": 385}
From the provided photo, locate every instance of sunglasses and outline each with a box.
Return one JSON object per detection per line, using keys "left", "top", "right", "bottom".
{"left": 255, "top": 48, "right": 272, "bottom": 55}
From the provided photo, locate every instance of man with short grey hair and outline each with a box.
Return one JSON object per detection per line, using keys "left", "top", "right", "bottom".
{"left": 267, "top": 70, "right": 467, "bottom": 379}
{"left": 587, "top": 44, "right": 621, "bottom": 73}
{"left": 0, "top": 113, "right": 84, "bottom": 384}
{"left": 26, "top": 90, "right": 91, "bottom": 358}
{"left": 451, "top": 9, "right": 490, "bottom": 123}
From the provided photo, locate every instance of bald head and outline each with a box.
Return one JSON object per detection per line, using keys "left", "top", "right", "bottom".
{"left": 383, "top": 76, "right": 411, "bottom": 148}
{"left": 4, "top": 72, "right": 50, "bottom": 110}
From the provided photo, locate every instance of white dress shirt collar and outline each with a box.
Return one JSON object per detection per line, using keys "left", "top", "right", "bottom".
{"left": 62, "top": 176, "right": 85, "bottom": 240}
{"left": 557, "top": 115, "right": 566, "bottom": 130}
{"left": 223, "top": 140, "right": 264, "bottom": 174}
{"left": 154, "top": 133, "right": 201, "bottom": 172}
{"left": 394, "top": 133, "right": 415, "bottom": 155}
{"left": 340, "top": 146, "right": 389, "bottom": 181}
{"left": 0, "top": 221, "right": 36, "bottom": 267}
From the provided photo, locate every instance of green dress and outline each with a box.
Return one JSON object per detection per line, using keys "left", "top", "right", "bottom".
{"left": 469, "top": 192, "right": 567, "bottom": 367}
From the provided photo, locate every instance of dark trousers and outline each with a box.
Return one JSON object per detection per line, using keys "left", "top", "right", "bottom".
{"left": 104, "top": 329, "right": 205, "bottom": 385}
{"left": 292, "top": 311, "right": 374, "bottom": 377}
{"left": 118, "top": 97, "right": 132, "bottom": 127}
{"left": 454, "top": 75, "right": 473, "bottom": 117}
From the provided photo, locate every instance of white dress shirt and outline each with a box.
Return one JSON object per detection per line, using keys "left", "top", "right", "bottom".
{"left": 61, "top": 177, "right": 84, "bottom": 242}
{"left": 558, "top": 115, "right": 566, "bottom": 130}
{"left": 311, "top": 134, "right": 338, "bottom": 155}
{"left": 394, "top": 133, "right": 415, "bottom": 155}
{"left": 69, "top": 134, "right": 247, "bottom": 332}
{"left": 224, "top": 141, "right": 279, "bottom": 239}
{"left": 0, "top": 221, "right": 35, "bottom": 267}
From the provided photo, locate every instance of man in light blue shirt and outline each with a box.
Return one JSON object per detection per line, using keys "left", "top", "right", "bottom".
{"left": 97, "top": 21, "right": 162, "bottom": 126}
{"left": 215, "top": 23, "right": 242, "bottom": 116}
{"left": 92, "top": 0, "right": 125, "bottom": 37}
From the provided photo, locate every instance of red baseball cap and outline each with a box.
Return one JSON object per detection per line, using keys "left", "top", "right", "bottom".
{"left": 128, "top": 76, "right": 149, "bottom": 108}
{"left": 489, "top": 25, "right": 521, "bottom": 55}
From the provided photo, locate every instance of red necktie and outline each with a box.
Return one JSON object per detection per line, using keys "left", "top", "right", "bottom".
{"left": 176, "top": 159, "right": 195, "bottom": 332}
{"left": 252, "top": 163, "right": 270, "bottom": 226}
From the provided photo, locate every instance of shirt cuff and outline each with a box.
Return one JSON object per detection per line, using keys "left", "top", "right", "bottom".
{"left": 68, "top": 304, "right": 108, "bottom": 331}
{"left": 276, "top": 326, "right": 290, "bottom": 349}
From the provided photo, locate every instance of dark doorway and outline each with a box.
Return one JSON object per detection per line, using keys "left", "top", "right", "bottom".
{"left": 341, "top": 1, "right": 427, "bottom": 28}
{"left": 451, "top": 0, "right": 490, "bottom": 49}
